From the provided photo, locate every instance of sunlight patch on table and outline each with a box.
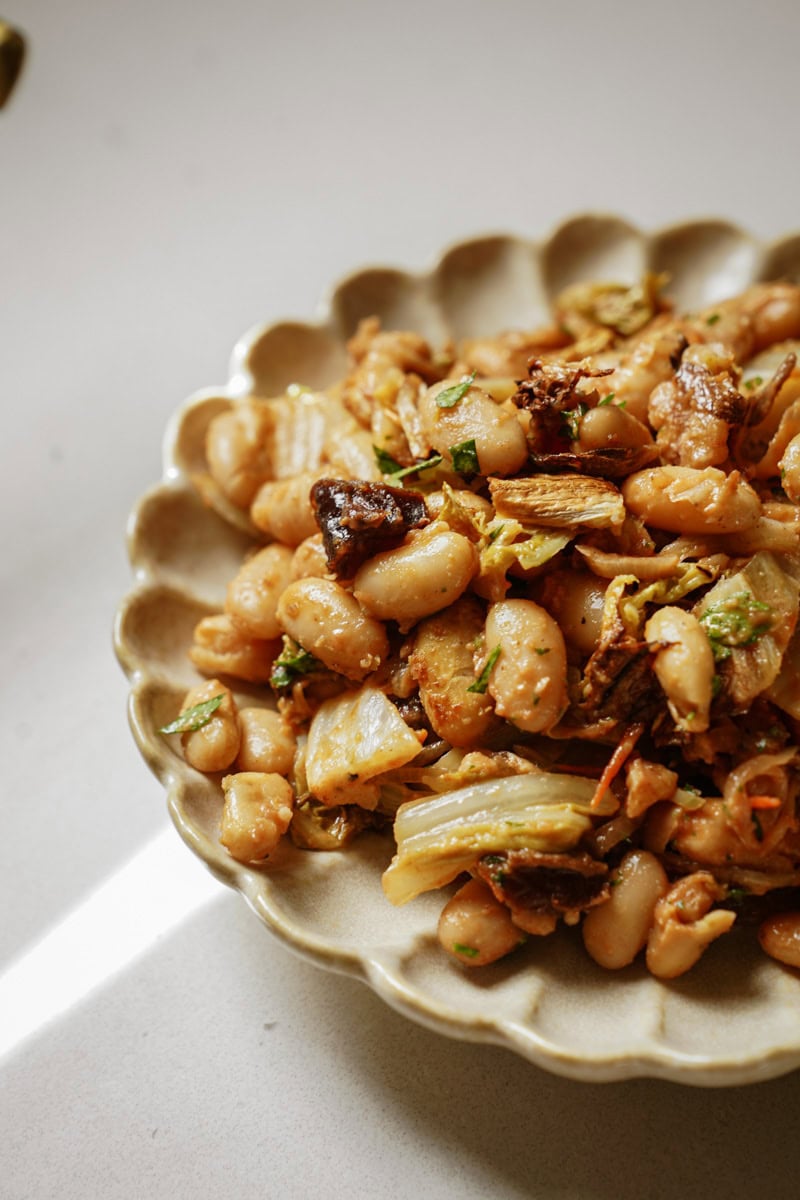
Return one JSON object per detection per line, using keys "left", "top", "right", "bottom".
{"left": 0, "top": 827, "right": 220, "bottom": 1059}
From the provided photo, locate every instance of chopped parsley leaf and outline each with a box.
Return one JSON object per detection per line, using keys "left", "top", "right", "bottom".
{"left": 436, "top": 371, "right": 476, "bottom": 409}
{"left": 699, "top": 591, "right": 773, "bottom": 661}
{"left": 467, "top": 645, "right": 501, "bottom": 693}
{"left": 449, "top": 438, "right": 480, "bottom": 476}
{"left": 706, "top": 312, "right": 721, "bottom": 326}
{"left": 159, "top": 694, "right": 224, "bottom": 735}
{"left": 270, "top": 642, "right": 322, "bottom": 690}
{"left": 560, "top": 401, "right": 588, "bottom": 441}
{"left": 597, "top": 392, "right": 616, "bottom": 406}
{"left": 372, "top": 445, "right": 403, "bottom": 474}
{"left": 534, "top": 647, "right": 551, "bottom": 656}
{"left": 373, "top": 446, "right": 443, "bottom": 481}
{"left": 453, "top": 943, "right": 480, "bottom": 958}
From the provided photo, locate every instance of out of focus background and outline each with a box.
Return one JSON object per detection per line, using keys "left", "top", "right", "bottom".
{"left": 3, "top": 2, "right": 800, "bottom": 1197}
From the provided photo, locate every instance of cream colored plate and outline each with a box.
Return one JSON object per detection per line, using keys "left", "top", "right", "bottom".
{"left": 115, "top": 215, "right": 800, "bottom": 1086}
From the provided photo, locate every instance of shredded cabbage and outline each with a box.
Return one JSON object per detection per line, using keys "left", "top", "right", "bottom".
{"left": 382, "top": 772, "right": 614, "bottom": 904}
{"left": 306, "top": 687, "right": 422, "bottom": 809}
{"left": 618, "top": 563, "right": 717, "bottom": 635}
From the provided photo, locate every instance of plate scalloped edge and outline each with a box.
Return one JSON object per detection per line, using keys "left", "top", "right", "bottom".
{"left": 115, "top": 214, "right": 800, "bottom": 1087}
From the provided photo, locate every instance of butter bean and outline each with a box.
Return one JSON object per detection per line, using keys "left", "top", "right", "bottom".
{"left": 622, "top": 466, "right": 761, "bottom": 534}
{"left": 219, "top": 771, "right": 294, "bottom": 862}
{"left": 582, "top": 851, "right": 669, "bottom": 970}
{"left": 484, "top": 599, "right": 568, "bottom": 733}
{"left": 759, "top": 912, "right": 800, "bottom": 969}
{"left": 645, "top": 606, "right": 715, "bottom": 733}
{"left": 250, "top": 471, "right": 321, "bottom": 545}
{"left": 353, "top": 525, "right": 478, "bottom": 632}
{"left": 276, "top": 576, "right": 389, "bottom": 680}
{"left": 180, "top": 678, "right": 241, "bottom": 773}
{"left": 189, "top": 614, "right": 279, "bottom": 684}
{"left": 290, "top": 533, "right": 329, "bottom": 579}
{"left": 578, "top": 403, "right": 654, "bottom": 450}
{"left": 225, "top": 544, "right": 294, "bottom": 640}
{"left": 236, "top": 707, "right": 297, "bottom": 775}
{"left": 205, "top": 401, "right": 274, "bottom": 508}
{"left": 420, "top": 381, "right": 528, "bottom": 477}
{"left": 438, "top": 878, "right": 523, "bottom": 967}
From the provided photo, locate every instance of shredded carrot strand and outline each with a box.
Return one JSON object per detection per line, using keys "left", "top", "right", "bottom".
{"left": 590, "top": 722, "right": 645, "bottom": 812}
{"left": 748, "top": 794, "right": 783, "bottom": 810}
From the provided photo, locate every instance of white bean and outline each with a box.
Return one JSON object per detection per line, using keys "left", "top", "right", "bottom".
{"left": 236, "top": 707, "right": 296, "bottom": 775}
{"left": 225, "top": 544, "right": 294, "bottom": 640}
{"left": 353, "top": 525, "right": 478, "bottom": 632}
{"left": 290, "top": 533, "right": 329, "bottom": 579}
{"left": 577, "top": 404, "right": 654, "bottom": 451}
{"left": 250, "top": 471, "right": 321, "bottom": 545}
{"left": 484, "top": 599, "right": 568, "bottom": 733}
{"left": 189, "top": 613, "right": 279, "bottom": 684}
{"left": 219, "top": 771, "right": 294, "bottom": 862}
{"left": 205, "top": 401, "right": 274, "bottom": 508}
{"left": 419, "top": 381, "right": 529, "bottom": 476}
{"left": 437, "top": 878, "right": 523, "bottom": 967}
{"left": 779, "top": 433, "right": 800, "bottom": 502}
{"left": 622, "top": 466, "right": 761, "bottom": 534}
{"left": 276, "top": 576, "right": 389, "bottom": 680}
{"left": 582, "top": 851, "right": 669, "bottom": 970}
{"left": 758, "top": 912, "right": 800, "bottom": 969}
{"left": 540, "top": 568, "right": 607, "bottom": 656}
{"left": 645, "top": 872, "right": 736, "bottom": 979}
{"left": 179, "top": 678, "right": 241, "bottom": 773}
{"left": 644, "top": 605, "right": 715, "bottom": 733}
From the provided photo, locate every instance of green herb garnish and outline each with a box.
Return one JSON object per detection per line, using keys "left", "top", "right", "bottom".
{"left": 373, "top": 446, "right": 443, "bottom": 481}
{"left": 706, "top": 312, "right": 721, "bottom": 326}
{"left": 598, "top": 392, "right": 616, "bottom": 406}
{"left": 435, "top": 371, "right": 476, "bottom": 409}
{"left": 373, "top": 445, "right": 403, "bottom": 474}
{"left": 453, "top": 943, "right": 480, "bottom": 958}
{"left": 534, "top": 647, "right": 550, "bottom": 656}
{"left": 159, "top": 694, "right": 224, "bottom": 735}
{"left": 270, "top": 642, "right": 322, "bottom": 690}
{"left": 467, "top": 644, "right": 501, "bottom": 693}
{"left": 751, "top": 810, "right": 764, "bottom": 842}
{"left": 449, "top": 438, "right": 480, "bottom": 476}
{"left": 699, "top": 591, "right": 774, "bottom": 661}
{"left": 560, "top": 401, "right": 588, "bottom": 440}
{"left": 745, "top": 376, "right": 764, "bottom": 390}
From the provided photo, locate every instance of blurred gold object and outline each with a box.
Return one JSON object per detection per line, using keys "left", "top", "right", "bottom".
{"left": 0, "top": 19, "right": 25, "bottom": 109}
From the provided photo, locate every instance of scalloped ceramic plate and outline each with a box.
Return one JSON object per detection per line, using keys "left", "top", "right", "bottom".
{"left": 116, "top": 215, "right": 800, "bottom": 1086}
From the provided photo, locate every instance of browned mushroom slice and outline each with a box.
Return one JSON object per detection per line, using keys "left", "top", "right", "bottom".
{"left": 488, "top": 474, "right": 626, "bottom": 530}
{"left": 476, "top": 849, "right": 609, "bottom": 931}
{"left": 527, "top": 445, "right": 659, "bottom": 479}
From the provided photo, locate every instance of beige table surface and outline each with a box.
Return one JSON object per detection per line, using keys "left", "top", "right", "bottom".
{"left": 3, "top": 1, "right": 800, "bottom": 1196}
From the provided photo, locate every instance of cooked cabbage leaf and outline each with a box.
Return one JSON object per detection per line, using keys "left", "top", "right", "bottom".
{"left": 382, "top": 772, "right": 614, "bottom": 904}
{"left": 306, "top": 686, "right": 423, "bottom": 809}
